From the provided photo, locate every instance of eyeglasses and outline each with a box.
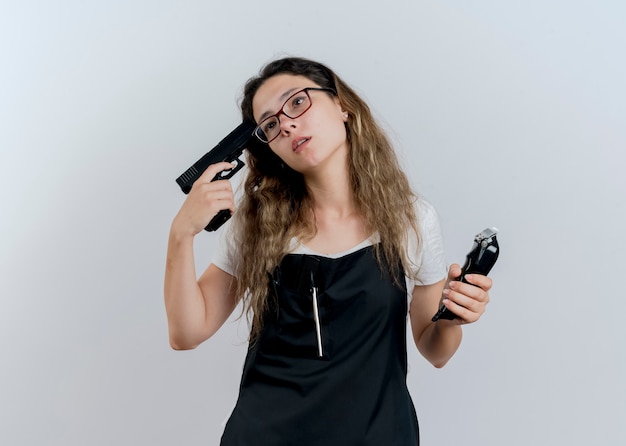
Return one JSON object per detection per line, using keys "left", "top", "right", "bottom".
{"left": 253, "top": 87, "right": 337, "bottom": 143}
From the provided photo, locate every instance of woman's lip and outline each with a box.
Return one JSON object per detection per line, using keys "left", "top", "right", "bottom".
{"left": 292, "top": 137, "right": 310, "bottom": 152}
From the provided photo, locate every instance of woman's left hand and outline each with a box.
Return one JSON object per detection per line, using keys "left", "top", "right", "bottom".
{"left": 441, "top": 263, "right": 492, "bottom": 325}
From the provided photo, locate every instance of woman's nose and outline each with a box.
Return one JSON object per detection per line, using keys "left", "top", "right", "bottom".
{"left": 279, "top": 115, "right": 298, "bottom": 135}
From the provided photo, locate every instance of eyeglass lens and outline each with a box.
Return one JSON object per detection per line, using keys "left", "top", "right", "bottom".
{"left": 255, "top": 90, "right": 313, "bottom": 143}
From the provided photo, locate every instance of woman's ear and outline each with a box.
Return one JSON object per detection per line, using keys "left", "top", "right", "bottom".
{"left": 332, "top": 96, "right": 347, "bottom": 121}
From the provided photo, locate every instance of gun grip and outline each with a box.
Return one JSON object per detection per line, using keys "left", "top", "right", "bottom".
{"left": 203, "top": 158, "right": 246, "bottom": 232}
{"left": 205, "top": 209, "right": 232, "bottom": 232}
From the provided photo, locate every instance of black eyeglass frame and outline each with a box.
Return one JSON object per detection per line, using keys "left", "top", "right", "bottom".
{"left": 252, "top": 87, "right": 337, "bottom": 144}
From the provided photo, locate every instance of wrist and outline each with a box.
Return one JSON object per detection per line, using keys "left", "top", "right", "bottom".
{"left": 169, "top": 220, "right": 197, "bottom": 243}
{"left": 433, "top": 318, "right": 462, "bottom": 335}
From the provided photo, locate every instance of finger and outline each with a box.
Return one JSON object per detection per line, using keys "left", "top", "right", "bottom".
{"left": 443, "top": 283, "right": 488, "bottom": 320}
{"left": 449, "top": 280, "right": 489, "bottom": 303}
{"left": 196, "top": 162, "right": 238, "bottom": 185}
{"left": 198, "top": 187, "right": 236, "bottom": 213}
{"left": 202, "top": 188, "right": 236, "bottom": 206}
{"left": 443, "top": 286, "right": 484, "bottom": 315}
{"left": 464, "top": 274, "right": 493, "bottom": 291}
{"left": 441, "top": 297, "right": 480, "bottom": 324}
{"left": 181, "top": 183, "right": 235, "bottom": 223}
{"left": 448, "top": 263, "right": 462, "bottom": 281}
{"left": 194, "top": 177, "right": 234, "bottom": 195}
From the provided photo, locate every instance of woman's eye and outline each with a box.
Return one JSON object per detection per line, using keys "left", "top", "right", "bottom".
{"left": 263, "top": 120, "right": 276, "bottom": 133}
{"left": 291, "top": 95, "right": 306, "bottom": 108}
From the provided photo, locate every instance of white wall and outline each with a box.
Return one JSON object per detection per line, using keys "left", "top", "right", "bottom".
{"left": 1, "top": 1, "right": 624, "bottom": 444}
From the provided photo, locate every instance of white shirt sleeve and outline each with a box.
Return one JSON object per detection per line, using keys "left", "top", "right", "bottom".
{"left": 407, "top": 198, "right": 448, "bottom": 288}
{"left": 211, "top": 219, "right": 238, "bottom": 276}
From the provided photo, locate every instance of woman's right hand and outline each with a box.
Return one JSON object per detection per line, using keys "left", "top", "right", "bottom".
{"left": 171, "top": 162, "right": 237, "bottom": 237}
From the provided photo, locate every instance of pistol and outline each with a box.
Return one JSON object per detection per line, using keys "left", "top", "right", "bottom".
{"left": 432, "top": 227, "right": 500, "bottom": 322}
{"left": 175, "top": 120, "right": 255, "bottom": 231}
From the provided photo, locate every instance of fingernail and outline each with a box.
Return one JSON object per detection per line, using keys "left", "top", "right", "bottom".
{"left": 442, "top": 288, "right": 450, "bottom": 296}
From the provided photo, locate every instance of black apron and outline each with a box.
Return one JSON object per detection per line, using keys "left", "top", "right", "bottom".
{"left": 221, "top": 246, "right": 419, "bottom": 445}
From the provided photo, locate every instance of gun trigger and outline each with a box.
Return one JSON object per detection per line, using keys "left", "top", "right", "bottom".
{"left": 214, "top": 158, "right": 245, "bottom": 180}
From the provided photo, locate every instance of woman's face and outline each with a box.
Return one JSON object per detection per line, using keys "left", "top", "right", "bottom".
{"left": 252, "top": 74, "right": 348, "bottom": 175}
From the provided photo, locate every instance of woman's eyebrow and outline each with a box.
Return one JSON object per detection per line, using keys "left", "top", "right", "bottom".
{"left": 257, "top": 87, "right": 301, "bottom": 122}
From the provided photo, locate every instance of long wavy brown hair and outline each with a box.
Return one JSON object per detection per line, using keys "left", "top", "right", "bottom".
{"left": 232, "top": 57, "right": 421, "bottom": 341}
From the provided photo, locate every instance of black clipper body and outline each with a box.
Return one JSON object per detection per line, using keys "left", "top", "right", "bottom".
{"left": 175, "top": 121, "right": 255, "bottom": 231}
{"left": 432, "top": 227, "right": 500, "bottom": 322}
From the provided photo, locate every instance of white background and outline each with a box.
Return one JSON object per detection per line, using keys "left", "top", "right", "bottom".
{"left": 1, "top": 1, "right": 624, "bottom": 445}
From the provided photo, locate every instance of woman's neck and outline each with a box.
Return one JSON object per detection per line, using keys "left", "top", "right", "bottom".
{"left": 297, "top": 153, "right": 372, "bottom": 254}
{"left": 304, "top": 157, "right": 356, "bottom": 219}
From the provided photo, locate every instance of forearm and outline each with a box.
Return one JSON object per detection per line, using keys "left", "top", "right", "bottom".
{"left": 164, "top": 229, "right": 209, "bottom": 349}
{"left": 415, "top": 319, "right": 463, "bottom": 368}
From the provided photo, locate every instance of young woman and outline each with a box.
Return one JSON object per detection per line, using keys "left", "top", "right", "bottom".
{"left": 164, "top": 57, "right": 492, "bottom": 445}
